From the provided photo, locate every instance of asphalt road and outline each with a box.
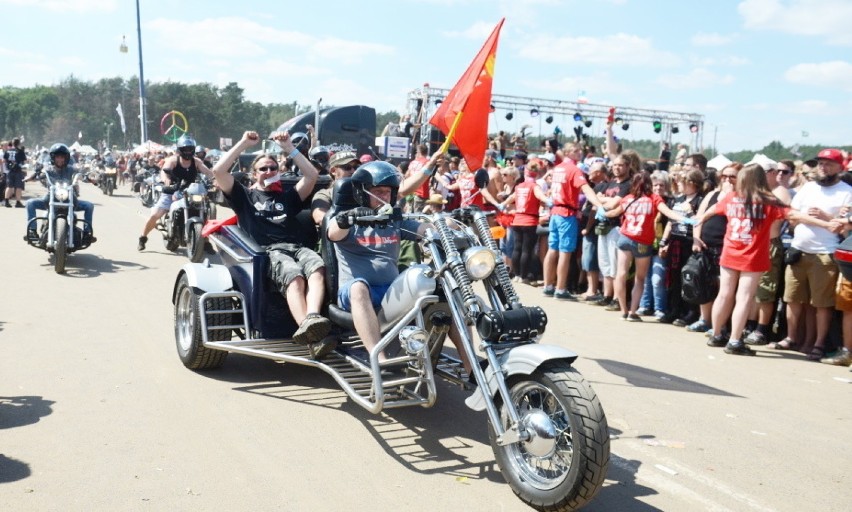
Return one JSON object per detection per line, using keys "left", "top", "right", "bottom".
{"left": 1, "top": 181, "right": 850, "bottom": 511}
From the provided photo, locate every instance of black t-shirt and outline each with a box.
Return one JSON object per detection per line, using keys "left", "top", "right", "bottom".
{"left": 226, "top": 183, "right": 307, "bottom": 247}
{"left": 659, "top": 149, "right": 672, "bottom": 171}
{"left": 3, "top": 148, "right": 25, "bottom": 172}
{"left": 599, "top": 179, "right": 631, "bottom": 225}
{"left": 701, "top": 191, "right": 727, "bottom": 247}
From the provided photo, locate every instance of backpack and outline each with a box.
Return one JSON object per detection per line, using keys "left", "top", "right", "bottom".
{"left": 681, "top": 251, "right": 718, "bottom": 305}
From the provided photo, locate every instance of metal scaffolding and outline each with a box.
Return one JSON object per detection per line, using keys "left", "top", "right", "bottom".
{"left": 407, "top": 86, "right": 705, "bottom": 152}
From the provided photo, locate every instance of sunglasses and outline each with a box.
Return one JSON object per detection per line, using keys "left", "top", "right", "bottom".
{"left": 256, "top": 165, "right": 279, "bottom": 172}
{"left": 780, "top": 169, "right": 793, "bottom": 175}
{"left": 720, "top": 174, "right": 737, "bottom": 180}
{"left": 340, "top": 164, "right": 358, "bottom": 171}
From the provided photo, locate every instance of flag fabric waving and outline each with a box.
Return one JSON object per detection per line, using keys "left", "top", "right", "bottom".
{"left": 116, "top": 103, "right": 127, "bottom": 134}
{"left": 429, "top": 18, "right": 505, "bottom": 171}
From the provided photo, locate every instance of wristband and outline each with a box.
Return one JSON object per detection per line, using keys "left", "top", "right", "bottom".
{"left": 659, "top": 239, "right": 669, "bottom": 247}
{"left": 422, "top": 166, "right": 434, "bottom": 177}
{"left": 288, "top": 148, "right": 300, "bottom": 159}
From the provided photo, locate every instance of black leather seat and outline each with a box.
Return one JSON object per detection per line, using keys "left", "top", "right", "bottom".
{"left": 321, "top": 178, "right": 358, "bottom": 330}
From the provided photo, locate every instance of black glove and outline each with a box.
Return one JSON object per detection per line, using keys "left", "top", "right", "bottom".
{"left": 162, "top": 184, "right": 177, "bottom": 194}
{"left": 335, "top": 207, "right": 375, "bottom": 229}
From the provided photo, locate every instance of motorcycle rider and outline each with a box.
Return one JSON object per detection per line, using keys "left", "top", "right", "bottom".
{"left": 25, "top": 143, "right": 96, "bottom": 242}
{"left": 137, "top": 135, "right": 213, "bottom": 251}
{"left": 211, "top": 130, "right": 332, "bottom": 347}
{"left": 327, "top": 160, "right": 471, "bottom": 372}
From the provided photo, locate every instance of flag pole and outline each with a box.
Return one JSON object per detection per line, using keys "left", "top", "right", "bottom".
{"left": 437, "top": 111, "right": 463, "bottom": 154}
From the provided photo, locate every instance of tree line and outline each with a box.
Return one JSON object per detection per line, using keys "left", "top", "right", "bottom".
{"left": 0, "top": 76, "right": 845, "bottom": 164}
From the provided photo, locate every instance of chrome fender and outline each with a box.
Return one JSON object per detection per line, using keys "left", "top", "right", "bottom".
{"left": 464, "top": 344, "right": 578, "bottom": 412}
{"left": 171, "top": 262, "right": 233, "bottom": 304}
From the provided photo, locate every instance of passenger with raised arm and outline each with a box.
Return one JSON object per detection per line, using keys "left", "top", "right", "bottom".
{"left": 212, "top": 130, "right": 331, "bottom": 347}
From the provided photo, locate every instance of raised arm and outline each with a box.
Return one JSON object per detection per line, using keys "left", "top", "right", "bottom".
{"left": 270, "top": 131, "right": 317, "bottom": 201}
{"left": 211, "top": 131, "right": 260, "bottom": 195}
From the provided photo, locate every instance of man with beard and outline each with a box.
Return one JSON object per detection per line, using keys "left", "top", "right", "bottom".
{"left": 775, "top": 149, "right": 852, "bottom": 361}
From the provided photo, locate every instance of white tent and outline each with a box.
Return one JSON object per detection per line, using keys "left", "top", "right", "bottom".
{"left": 707, "top": 154, "right": 732, "bottom": 171}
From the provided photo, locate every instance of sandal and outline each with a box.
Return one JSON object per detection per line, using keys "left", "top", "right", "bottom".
{"left": 806, "top": 346, "right": 825, "bottom": 362}
{"left": 769, "top": 337, "right": 798, "bottom": 351}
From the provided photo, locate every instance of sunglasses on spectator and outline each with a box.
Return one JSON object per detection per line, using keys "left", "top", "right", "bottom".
{"left": 720, "top": 174, "right": 737, "bottom": 181}
{"left": 779, "top": 169, "right": 792, "bottom": 175}
{"left": 256, "top": 165, "right": 279, "bottom": 172}
{"left": 340, "top": 164, "right": 358, "bottom": 171}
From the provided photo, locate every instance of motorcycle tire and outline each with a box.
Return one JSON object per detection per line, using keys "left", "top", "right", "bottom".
{"left": 54, "top": 218, "right": 68, "bottom": 274}
{"left": 108, "top": 180, "right": 114, "bottom": 196}
{"left": 174, "top": 273, "right": 231, "bottom": 370}
{"left": 489, "top": 362, "right": 609, "bottom": 512}
{"left": 187, "top": 223, "right": 205, "bottom": 263}
{"left": 164, "top": 219, "right": 180, "bottom": 252}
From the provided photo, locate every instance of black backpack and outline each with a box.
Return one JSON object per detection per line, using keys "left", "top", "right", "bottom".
{"left": 681, "top": 251, "right": 718, "bottom": 305}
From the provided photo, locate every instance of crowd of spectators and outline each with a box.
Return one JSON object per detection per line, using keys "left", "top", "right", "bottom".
{"left": 393, "top": 125, "right": 852, "bottom": 369}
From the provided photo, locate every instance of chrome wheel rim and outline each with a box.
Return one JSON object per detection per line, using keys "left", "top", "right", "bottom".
{"left": 176, "top": 286, "right": 195, "bottom": 352}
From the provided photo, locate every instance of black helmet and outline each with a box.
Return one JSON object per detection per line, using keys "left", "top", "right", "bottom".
{"left": 351, "top": 161, "right": 400, "bottom": 207}
{"left": 195, "top": 145, "right": 207, "bottom": 157}
{"left": 49, "top": 143, "right": 71, "bottom": 166}
{"left": 309, "top": 145, "right": 330, "bottom": 170}
{"left": 289, "top": 132, "right": 310, "bottom": 156}
{"left": 176, "top": 135, "right": 196, "bottom": 159}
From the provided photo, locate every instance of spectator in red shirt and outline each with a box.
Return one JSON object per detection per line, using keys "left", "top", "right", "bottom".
{"left": 599, "top": 171, "right": 688, "bottom": 320}
{"left": 501, "top": 161, "right": 551, "bottom": 284}
{"left": 697, "top": 163, "right": 790, "bottom": 355}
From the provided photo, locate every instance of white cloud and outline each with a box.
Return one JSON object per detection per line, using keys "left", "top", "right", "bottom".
{"left": 784, "top": 61, "right": 852, "bottom": 90}
{"left": 691, "top": 32, "right": 736, "bottom": 46}
{"left": 518, "top": 33, "right": 679, "bottom": 67}
{"left": 657, "top": 68, "right": 736, "bottom": 89}
{"left": 780, "top": 99, "right": 832, "bottom": 115}
{"left": 738, "top": 0, "right": 852, "bottom": 45}
{"left": 442, "top": 20, "right": 498, "bottom": 39}
{"left": 690, "top": 55, "right": 751, "bottom": 67}
{"left": 521, "top": 73, "right": 630, "bottom": 98}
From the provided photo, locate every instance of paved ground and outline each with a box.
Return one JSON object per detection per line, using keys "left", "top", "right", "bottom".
{"left": 1, "top": 182, "right": 850, "bottom": 511}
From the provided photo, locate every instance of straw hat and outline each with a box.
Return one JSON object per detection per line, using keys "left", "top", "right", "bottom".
{"left": 426, "top": 193, "right": 448, "bottom": 205}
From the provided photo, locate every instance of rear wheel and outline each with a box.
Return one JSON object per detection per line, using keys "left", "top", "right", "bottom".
{"left": 164, "top": 215, "right": 180, "bottom": 251}
{"left": 54, "top": 218, "right": 68, "bottom": 274}
{"left": 174, "top": 273, "right": 231, "bottom": 369}
{"left": 489, "top": 362, "right": 609, "bottom": 512}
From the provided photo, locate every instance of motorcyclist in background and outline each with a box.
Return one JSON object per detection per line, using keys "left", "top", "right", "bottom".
{"left": 25, "top": 143, "right": 96, "bottom": 242}
{"left": 137, "top": 135, "right": 213, "bottom": 251}
{"left": 195, "top": 145, "right": 213, "bottom": 168}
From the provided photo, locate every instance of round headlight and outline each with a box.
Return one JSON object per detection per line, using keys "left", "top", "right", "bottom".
{"left": 55, "top": 187, "right": 69, "bottom": 201}
{"left": 463, "top": 246, "right": 496, "bottom": 280}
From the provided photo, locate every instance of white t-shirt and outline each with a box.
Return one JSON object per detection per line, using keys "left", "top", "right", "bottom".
{"left": 790, "top": 180, "right": 852, "bottom": 253}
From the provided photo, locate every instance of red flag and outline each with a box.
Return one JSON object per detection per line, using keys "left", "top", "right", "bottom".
{"left": 429, "top": 18, "right": 504, "bottom": 171}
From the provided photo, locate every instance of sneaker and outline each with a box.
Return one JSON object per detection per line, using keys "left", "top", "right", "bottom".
{"left": 308, "top": 335, "right": 338, "bottom": 360}
{"left": 137, "top": 236, "right": 147, "bottom": 251}
{"left": 686, "top": 319, "right": 711, "bottom": 333}
{"left": 542, "top": 286, "right": 555, "bottom": 297}
{"left": 653, "top": 311, "right": 666, "bottom": 321}
{"left": 672, "top": 318, "right": 689, "bottom": 328}
{"left": 744, "top": 331, "right": 768, "bottom": 346}
{"left": 593, "top": 296, "right": 613, "bottom": 307}
{"left": 626, "top": 313, "right": 643, "bottom": 322}
{"left": 707, "top": 335, "right": 727, "bottom": 348}
{"left": 581, "top": 292, "right": 604, "bottom": 303}
{"left": 604, "top": 300, "right": 621, "bottom": 311}
{"left": 293, "top": 313, "right": 332, "bottom": 345}
{"left": 14, "top": 201, "right": 24, "bottom": 208}
{"left": 657, "top": 314, "right": 675, "bottom": 324}
{"left": 554, "top": 290, "right": 576, "bottom": 301}
{"left": 821, "top": 347, "right": 852, "bottom": 366}
{"left": 819, "top": 347, "right": 852, "bottom": 366}
{"left": 4, "top": 200, "right": 10, "bottom": 208}
{"left": 636, "top": 308, "right": 654, "bottom": 316}
{"left": 25, "top": 229, "right": 37, "bottom": 241}
{"left": 724, "top": 340, "right": 756, "bottom": 356}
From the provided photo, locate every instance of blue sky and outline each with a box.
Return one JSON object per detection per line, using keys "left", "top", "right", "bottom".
{"left": 1, "top": 0, "right": 850, "bottom": 154}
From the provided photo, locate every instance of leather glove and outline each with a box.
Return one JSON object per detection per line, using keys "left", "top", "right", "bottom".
{"left": 335, "top": 207, "right": 375, "bottom": 229}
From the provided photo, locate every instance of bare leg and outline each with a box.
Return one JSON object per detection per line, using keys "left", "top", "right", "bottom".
{"left": 556, "top": 251, "right": 573, "bottom": 291}
{"left": 614, "top": 250, "right": 632, "bottom": 315}
{"left": 813, "top": 306, "right": 833, "bottom": 351}
{"left": 305, "top": 270, "right": 325, "bottom": 314}
{"left": 712, "top": 267, "right": 738, "bottom": 339}
{"left": 543, "top": 248, "right": 558, "bottom": 288}
{"left": 349, "top": 282, "right": 383, "bottom": 359}
{"left": 140, "top": 209, "right": 166, "bottom": 237}
{"left": 285, "top": 276, "right": 308, "bottom": 325}
{"left": 786, "top": 301, "right": 803, "bottom": 345}
{"left": 447, "top": 323, "right": 473, "bottom": 373}
{"left": 730, "top": 271, "right": 761, "bottom": 341}
{"left": 631, "top": 256, "right": 651, "bottom": 314}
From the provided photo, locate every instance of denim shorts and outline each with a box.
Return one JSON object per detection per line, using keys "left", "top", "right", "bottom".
{"left": 616, "top": 233, "right": 654, "bottom": 258}
{"left": 338, "top": 279, "right": 391, "bottom": 311}
{"left": 548, "top": 214, "right": 579, "bottom": 253}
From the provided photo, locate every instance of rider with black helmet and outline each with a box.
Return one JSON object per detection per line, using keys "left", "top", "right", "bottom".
{"left": 25, "top": 143, "right": 96, "bottom": 241}
{"left": 137, "top": 134, "right": 213, "bottom": 251}
{"left": 327, "top": 159, "right": 470, "bottom": 372}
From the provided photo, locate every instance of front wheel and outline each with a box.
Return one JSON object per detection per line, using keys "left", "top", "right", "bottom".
{"left": 54, "top": 218, "right": 68, "bottom": 274}
{"left": 187, "top": 223, "right": 204, "bottom": 262}
{"left": 164, "top": 216, "right": 180, "bottom": 252}
{"left": 174, "top": 273, "right": 231, "bottom": 369}
{"left": 489, "top": 362, "right": 610, "bottom": 512}
{"left": 108, "top": 179, "right": 114, "bottom": 196}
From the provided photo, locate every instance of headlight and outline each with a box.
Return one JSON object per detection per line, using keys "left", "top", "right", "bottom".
{"left": 463, "top": 246, "right": 496, "bottom": 280}
{"left": 190, "top": 194, "right": 204, "bottom": 203}
{"left": 55, "top": 187, "right": 70, "bottom": 201}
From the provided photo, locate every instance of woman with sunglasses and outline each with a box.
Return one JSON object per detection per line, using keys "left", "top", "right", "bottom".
{"left": 212, "top": 130, "right": 331, "bottom": 348}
